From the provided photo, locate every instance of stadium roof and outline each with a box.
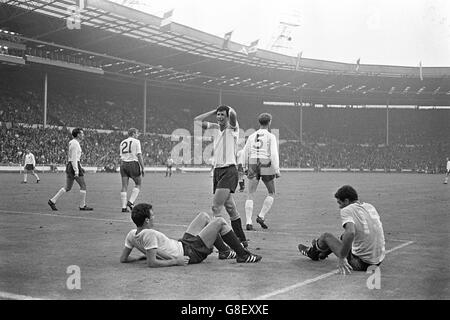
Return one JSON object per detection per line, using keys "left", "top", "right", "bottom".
{"left": 1, "top": 0, "right": 450, "bottom": 106}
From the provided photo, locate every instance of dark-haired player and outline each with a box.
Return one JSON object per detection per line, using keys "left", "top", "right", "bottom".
{"left": 22, "top": 148, "right": 40, "bottom": 183}
{"left": 119, "top": 203, "right": 262, "bottom": 267}
{"left": 243, "top": 113, "right": 280, "bottom": 230}
{"left": 298, "top": 185, "right": 385, "bottom": 274}
{"left": 120, "top": 128, "right": 145, "bottom": 212}
{"left": 48, "top": 128, "right": 93, "bottom": 211}
{"left": 194, "top": 106, "right": 248, "bottom": 248}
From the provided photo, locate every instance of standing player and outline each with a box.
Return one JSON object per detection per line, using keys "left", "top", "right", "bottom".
{"left": 194, "top": 105, "right": 249, "bottom": 248}
{"left": 444, "top": 157, "right": 449, "bottom": 184}
{"left": 298, "top": 185, "right": 385, "bottom": 274}
{"left": 120, "top": 128, "right": 145, "bottom": 212}
{"left": 243, "top": 113, "right": 280, "bottom": 230}
{"left": 22, "top": 148, "right": 40, "bottom": 183}
{"left": 166, "top": 155, "right": 174, "bottom": 177}
{"left": 48, "top": 128, "right": 93, "bottom": 211}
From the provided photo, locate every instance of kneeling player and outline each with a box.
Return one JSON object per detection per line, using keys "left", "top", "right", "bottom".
{"left": 298, "top": 185, "right": 385, "bottom": 274}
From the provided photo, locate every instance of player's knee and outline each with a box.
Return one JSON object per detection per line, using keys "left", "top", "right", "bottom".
{"left": 198, "top": 211, "right": 210, "bottom": 222}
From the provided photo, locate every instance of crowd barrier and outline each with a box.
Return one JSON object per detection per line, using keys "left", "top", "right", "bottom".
{"left": 0, "top": 165, "right": 433, "bottom": 173}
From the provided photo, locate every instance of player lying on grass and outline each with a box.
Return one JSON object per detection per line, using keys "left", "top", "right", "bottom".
{"left": 298, "top": 185, "right": 385, "bottom": 275}
{"left": 120, "top": 203, "right": 262, "bottom": 267}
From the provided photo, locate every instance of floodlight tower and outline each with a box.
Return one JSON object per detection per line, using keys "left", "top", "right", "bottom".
{"left": 269, "top": 10, "right": 301, "bottom": 56}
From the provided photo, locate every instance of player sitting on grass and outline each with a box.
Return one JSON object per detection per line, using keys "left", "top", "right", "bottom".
{"left": 120, "top": 203, "right": 262, "bottom": 267}
{"left": 298, "top": 185, "right": 385, "bottom": 274}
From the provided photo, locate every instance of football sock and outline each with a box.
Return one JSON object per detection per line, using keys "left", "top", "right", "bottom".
{"left": 79, "top": 190, "right": 87, "bottom": 208}
{"left": 51, "top": 188, "right": 66, "bottom": 203}
{"left": 34, "top": 173, "right": 40, "bottom": 181}
{"left": 120, "top": 192, "right": 127, "bottom": 209}
{"left": 230, "top": 218, "right": 247, "bottom": 242}
{"left": 245, "top": 199, "right": 254, "bottom": 225}
{"left": 129, "top": 187, "right": 140, "bottom": 204}
{"left": 258, "top": 195, "right": 274, "bottom": 220}
{"left": 23, "top": 174, "right": 27, "bottom": 182}
{"left": 221, "top": 230, "right": 248, "bottom": 257}
{"left": 213, "top": 234, "right": 230, "bottom": 252}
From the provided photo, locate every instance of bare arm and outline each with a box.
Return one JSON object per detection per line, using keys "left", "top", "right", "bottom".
{"left": 146, "top": 248, "right": 190, "bottom": 267}
{"left": 339, "top": 222, "right": 356, "bottom": 258}
{"left": 137, "top": 153, "right": 145, "bottom": 177}
{"left": 228, "top": 107, "right": 237, "bottom": 128}
{"left": 194, "top": 109, "right": 217, "bottom": 130}
{"left": 119, "top": 247, "right": 146, "bottom": 263}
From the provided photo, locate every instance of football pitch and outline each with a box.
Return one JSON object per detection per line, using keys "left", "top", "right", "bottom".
{"left": 0, "top": 171, "right": 448, "bottom": 300}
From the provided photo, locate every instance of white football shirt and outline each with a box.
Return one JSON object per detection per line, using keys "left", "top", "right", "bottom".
{"left": 244, "top": 128, "right": 279, "bottom": 171}
{"left": 124, "top": 229, "right": 184, "bottom": 257}
{"left": 120, "top": 137, "right": 142, "bottom": 162}
{"left": 24, "top": 153, "right": 36, "bottom": 166}
{"left": 340, "top": 202, "right": 385, "bottom": 264}
{"left": 68, "top": 139, "right": 82, "bottom": 163}
{"left": 207, "top": 122, "right": 239, "bottom": 168}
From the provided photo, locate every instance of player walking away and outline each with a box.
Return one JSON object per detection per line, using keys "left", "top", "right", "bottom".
{"left": 22, "top": 148, "right": 40, "bottom": 183}
{"left": 120, "top": 128, "right": 145, "bottom": 213}
{"left": 444, "top": 157, "right": 450, "bottom": 184}
{"left": 166, "top": 156, "right": 174, "bottom": 177}
{"left": 236, "top": 145, "right": 245, "bottom": 192}
{"left": 243, "top": 113, "right": 280, "bottom": 231}
{"left": 120, "top": 203, "right": 261, "bottom": 267}
{"left": 194, "top": 105, "right": 249, "bottom": 248}
{"left": 48, "top": 128, "right": 93, "bottom": 211}
{"left": 298, "top": 185, "right": 385, "bottom": 274}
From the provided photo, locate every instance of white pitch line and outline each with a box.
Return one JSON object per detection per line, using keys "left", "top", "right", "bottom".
{"left": 0, "top": 291, "right": 42, "bottom": 300}
{"left": 253, "top": 240, "right": 415, "bottom": 300}
{"left": 0, "top": 209, "right": 187, "bottom": 228}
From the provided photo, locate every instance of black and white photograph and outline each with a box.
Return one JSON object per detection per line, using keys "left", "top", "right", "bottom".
{"left": 0, "top": 0, "right": 448, "bottom": 308}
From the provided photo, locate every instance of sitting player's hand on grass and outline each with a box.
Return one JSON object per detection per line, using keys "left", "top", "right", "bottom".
{"left": 338, "top": 257, "right": 353, "bottom": 275}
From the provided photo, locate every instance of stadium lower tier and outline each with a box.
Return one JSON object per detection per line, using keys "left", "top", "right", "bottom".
{"left": 0, "top": 125, "right": 448, "bottom": 173}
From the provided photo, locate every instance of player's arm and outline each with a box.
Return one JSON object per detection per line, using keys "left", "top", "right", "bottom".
{"left": 337, "top": 222, "right": 355, "bottom": 274}
{"left": 119, "top": 247, "right": 146, "bottom": 263}
{"left": 228, "top": 107, "right": 237, "bottom": 128}
{"left": 270, "top": 135, "right": 280, "bottom": 177}
{"left": 145, "top": 248, "right": 189, "bottom": 267}
{"left": 194, "top": 109, "right": 217, "bottom": 130}
{"left": 137, "top": 153, "right": 145, "bottom": 177}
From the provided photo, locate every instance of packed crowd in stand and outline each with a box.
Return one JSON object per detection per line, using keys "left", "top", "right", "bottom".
{"left": 1, "top": 71, "right": 449, "bottom": 172}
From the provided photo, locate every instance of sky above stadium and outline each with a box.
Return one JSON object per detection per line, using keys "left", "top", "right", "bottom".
{"left": 113, "top": 0, "right": 450, "bottom": 67}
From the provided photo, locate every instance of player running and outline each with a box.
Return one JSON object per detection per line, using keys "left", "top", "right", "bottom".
{"left": 48, "top": 128, "right": 93, "bottom": 211}
{"left": 298, "top": 185, "right": 385, "bottom": 274}
{"left": 194, "top": 105, "right": 249, "bottom": 248}
{"left": 22, "top": 148, "right": 40, "bottom": 184}
{"left": 120, "top": 128, "right": 145, "bottom": 212}
{"left": 243, "top": 113, "right": 280, "bottom": 230}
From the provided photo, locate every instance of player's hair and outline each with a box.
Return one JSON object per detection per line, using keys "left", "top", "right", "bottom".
{"left": 128, "top": 128, "right": 138, "bottom": 137}
{"left": 216, "top": 105, "right": 231, "bottom": 116}
{"left": 258, "top": 113, "right": 272, "bottom": 126}
{"left": 334, "top": 185, "right": 358, "bottom": 202}
{"left": 131, "top": 203, "right": 153, "bottom": 227}
{"left": 72, "top": 127, "right": 83, "bottom": 138}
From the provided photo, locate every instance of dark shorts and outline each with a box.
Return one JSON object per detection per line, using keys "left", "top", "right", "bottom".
{"left": 66, "top": 162, "right": 84, "bottom": 178}
{"left": 25, "top": 164, "right": 34, "bottom": 171}
{"left": 247, "top": 159, "right": 276, "bottom": 183}
{"left": 120, "top": 161, "right": 141, "bottom": 178}
{"left": 213, "top": 165, "right": 238, "bottom": 194}
{"left": 347, "top": 252, "right": 382, "bottom": 272}
{"left": 179, "top": 233, "right": 213, "bottom": 264}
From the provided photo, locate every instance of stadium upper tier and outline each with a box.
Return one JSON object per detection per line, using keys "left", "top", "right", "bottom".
{"left": 1, "top": 0, "right": 449, "bottom": 106}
